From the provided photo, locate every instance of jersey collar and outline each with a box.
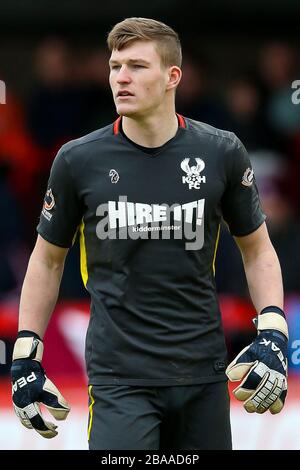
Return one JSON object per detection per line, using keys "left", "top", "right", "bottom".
{"left": 113, "top": 113, "right": 187, "bottom": 136}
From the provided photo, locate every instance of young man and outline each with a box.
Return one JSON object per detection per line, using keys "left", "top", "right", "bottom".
{"left": 11, "top": 18, "right": 288, "bottom": 450}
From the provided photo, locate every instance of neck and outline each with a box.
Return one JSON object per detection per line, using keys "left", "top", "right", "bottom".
{"left": 121, "top": 107, "right": 179, "bottom": 148}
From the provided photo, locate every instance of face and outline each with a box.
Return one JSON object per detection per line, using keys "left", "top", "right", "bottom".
{"left": 109, "top": 40, "right": 177, "bottom": 118}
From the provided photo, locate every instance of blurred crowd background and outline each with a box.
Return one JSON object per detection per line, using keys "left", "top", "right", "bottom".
{"left": 1, "top": 1, "right": 300, "bottom": 374}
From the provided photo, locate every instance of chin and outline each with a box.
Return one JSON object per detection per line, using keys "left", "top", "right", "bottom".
{"left": 116, "top": 106, "right": 137, "bottom": 117}
{"left": 116, "top": 102, "right": 144, "bottom": 117}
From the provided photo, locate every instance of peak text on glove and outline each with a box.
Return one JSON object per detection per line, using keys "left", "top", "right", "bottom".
{"left": 12, "top": 372, "right": 37, "bottom": 392}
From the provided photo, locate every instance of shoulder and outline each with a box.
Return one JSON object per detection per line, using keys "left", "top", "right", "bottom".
{"left": 48, "top": 122, "right": 118, "bottom": 179}
{"left": 56, "top": 122, "right": 115, "bottom": 164}
{"left": 185, "top": 117, "right": 242, "bottom": 151}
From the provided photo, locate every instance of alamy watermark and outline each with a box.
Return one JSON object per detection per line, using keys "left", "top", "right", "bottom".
{"left": 95, "top": 195, "right": 205, "bottom": 250}
{"left": 0, "top": 80, "right": 6, "bottom": 104}
{"left": 0, "top": 340, "right": 6, "bottom": 364}
{"left": 291, "top": 339, "right": 300, "bottom": 365}
{"left": 291, "top": 80, "right": 300, "bottom": 105}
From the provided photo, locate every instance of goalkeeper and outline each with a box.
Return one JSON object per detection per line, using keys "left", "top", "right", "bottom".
{"left": 10, "top": 17, "right": 288, "bottom": 449}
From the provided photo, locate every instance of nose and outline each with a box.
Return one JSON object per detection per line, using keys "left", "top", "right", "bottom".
{"left": 116, "top": 65, "right": 131, "bottom": 84}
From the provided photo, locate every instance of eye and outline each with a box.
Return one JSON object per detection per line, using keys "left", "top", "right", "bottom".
{"left": 132, "top": 64, "right": 146, "bottom": 69}
{"left": 110, "top": 65, "right": 121, "bottom": 70}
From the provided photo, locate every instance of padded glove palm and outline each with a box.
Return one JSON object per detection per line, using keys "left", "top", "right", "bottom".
{"left": 11, "top": 332, "right": 70, "bottom": 438}
{"left": 226, "top": 309, "right": 288, "bottom": 414}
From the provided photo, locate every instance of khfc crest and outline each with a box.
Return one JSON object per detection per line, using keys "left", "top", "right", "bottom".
{"left": 181, "top": 158, "right": 206, "bottom": 190}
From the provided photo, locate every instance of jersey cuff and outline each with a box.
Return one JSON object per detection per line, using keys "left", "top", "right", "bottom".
{"left": 230, "top": 216, "right": 266, "bottom": 238}
{"left": 36, "top": 229, "right": 72, "bottom": 249}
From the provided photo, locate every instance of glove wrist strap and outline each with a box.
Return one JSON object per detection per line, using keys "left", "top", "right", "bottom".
{"left": 17, "top": 330, "right": 41, "bottom": 340}
{"left": 13, "top": 336, "right": 44, "bottom": 362}
{"left": 257, "top": 312, "right": 289, "bottom": 340}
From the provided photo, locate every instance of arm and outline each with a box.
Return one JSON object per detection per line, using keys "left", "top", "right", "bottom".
{"left": 234, "top": 221, "right": 284, "bottom": 313}
{"left": 220, "top": 134, "right": 288, "bottom": 414}
{"left": 18, "top": 234, "right": 68, "bottom": 337}
{"left": 11, "top": 234, "right": 70, "bottom": 438}
{"left": 11, "top": 144, "right": 82, "bottom": 438}
{"left": 225, "top": 222, "right": 288, "bottom": 414}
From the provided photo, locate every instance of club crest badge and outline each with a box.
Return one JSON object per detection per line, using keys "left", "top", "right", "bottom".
{"left": 181, "top": 158, "right": 206, "bottom": 190}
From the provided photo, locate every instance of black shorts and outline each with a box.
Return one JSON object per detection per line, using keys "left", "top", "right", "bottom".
{"left": 87, "top": 381, "right": 232, "bottom": 450}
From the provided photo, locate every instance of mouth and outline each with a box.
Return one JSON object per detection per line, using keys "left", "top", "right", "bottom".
{"left": 116, "top": 90, "right": 134, "bottom": 98}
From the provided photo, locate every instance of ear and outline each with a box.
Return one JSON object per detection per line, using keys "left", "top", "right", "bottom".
{"left": 166, "top": 66, "right": 182, "bottom": 91}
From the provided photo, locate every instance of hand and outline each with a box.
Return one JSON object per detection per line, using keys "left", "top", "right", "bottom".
{"left": 226, "top": 311, "right": 288, "bottom": 414}
{"left": 11, "top": 333, "right": 70, "bottom": 438}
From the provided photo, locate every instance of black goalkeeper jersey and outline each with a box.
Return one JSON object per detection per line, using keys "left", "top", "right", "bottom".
{"left": 37, "top": 114, "right": 266, "bottom": 386}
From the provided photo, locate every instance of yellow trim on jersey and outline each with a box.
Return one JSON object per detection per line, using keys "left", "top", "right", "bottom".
{"left": 87, "top": 385, "right": 95, "bottom": 441}
{"left": 212, "top": 224, "right": 221, "bottom": 276}
{"left": 79, "top": 220, "right": 88, "bottom": 287}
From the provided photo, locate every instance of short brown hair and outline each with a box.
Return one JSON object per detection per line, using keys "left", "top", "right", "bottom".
{"left": 107, "top": 17, "right": 182, "bottom": 68}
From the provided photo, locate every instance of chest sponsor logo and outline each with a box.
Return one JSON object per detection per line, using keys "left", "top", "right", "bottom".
{"left": 181, "top": 158, "right": 206, "bottom": 190}
{"left": 96, "top": 196, "right": 205, "bottom": 250}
